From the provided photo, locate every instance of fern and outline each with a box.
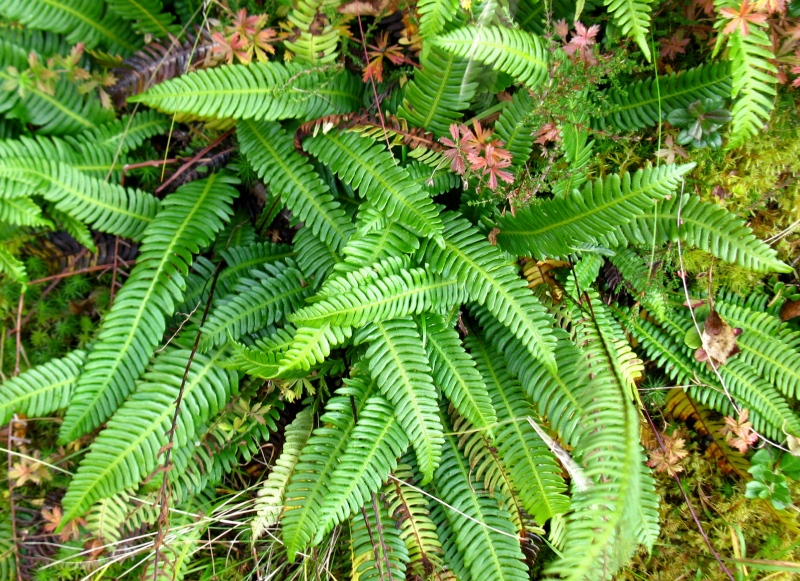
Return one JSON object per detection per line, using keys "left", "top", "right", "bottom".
{"left": 398, "top": 45, "right": 478, "bottom": 137}
{"left": 603, "top": 0, "right": 654, "bottom": 60}
{"left": 495, "top": 89, "right": 537, "bottom": 168}
{"left": 0, "top": 350, "right": 85, "bottom": 424}
{"left": 418, "top": 314, "right": 497, "bottom": 434}
{"left": 315, "top": 394, "right": 409, "bottom": 538}
{"left": 418, "top": 0, "right": 459, "bottom": 37}
{"left": 105, "top": 0, "right": 178, "bottom": 37}
{"left": 466, "top": 331, "right": 570, "bottom": 523}
{"left": 0, "top": 0, "right": 140, "bottom": 53}
{"left": 497, "top": 163, "right": 694, "bottom": 257}
{"left": 421, "top": 212, "right": 558, "bottom": 371}
{"left": 723, "top": 20, "right": 776, "bottom": 148}
{"left": 253, "top": 407, "right": 314, "bottom": 537}
{"left": 277, "top": 323, "right": 353, "bottom": 372}
{"left": 0, "top": 158, "right": 159, "bottom": 239}
{"left": 432, "top": 26, "right": 549, "bottom": 89}
{"left": 200, "top": 260, "right": 311, "bottom": 350}
{"left": 303, "top": 130, "right": 444, "bottom": 242}
{"left": 281, "top": 372, "right": 375, "bottom": 560}
{"left": 594, "top": 62, "right": 731, "bottom": 131}
{"left": 238, "top": 120, "right": 354, "bottom": 248}
{"left": 358, "top": 318, "right": 444, "bottom": 483}
{"left": 224, "top": 326, "right": 298, "bottom": 379}
{"left": 284, "top": 0, "right": 341, "bottom": 65}
{"left": 431, "top": 432, "right": 529, "bottom": 581}
{"left": 607, "top": 194, "right": 791, "bottom": 273}
{"left": 130, "top": 62, "right": 361, "bottom": 121}
{"left": 59, "top": 174, "right": 238, "bottom": 442}
{"left": 349, "top": 492, "right": 410, "bottom": 581}
{"left": 61, "top": 347, "right": 237, "bottom": 522}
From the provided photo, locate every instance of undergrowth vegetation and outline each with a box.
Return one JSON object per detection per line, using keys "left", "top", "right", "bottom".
{"left": 0, "top": 0, "right": 799, "bottom": 579}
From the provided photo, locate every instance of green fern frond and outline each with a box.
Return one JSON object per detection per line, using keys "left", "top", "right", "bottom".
{"left": 216, "top": 241, "right": 297, "bottom": 294}
{"left": 553, "top": 113, "right": 594, "bottom": 196}
{"left": 432, "top": 26, "right": 549, "bottom": 89}
{"left": 285, "top": 0, "right": 341, "bottom": 65}
{"left": 0, "top": 196, "right": 51, "bottom": 227}
{"left": 466, "top": 332, "right": 570, "bottom": 523}
{"left": 61, "top": 347, "right": 237, "bottom": 522}
{"left": 716, "top": 301, "right": 800, "bottom": 398}
{"left": 418, "top": 0, "right": 459, "bottom": 37}
{"left": 431, "top": 432, "right": 529, "bottom": 581}
{"left": 0, "top": 244, "right": 27, "bottom": 284}
{"left": 610, "top": 194, "right": 791, "bottom": 273}
{"left": 609, "top": 247, "right": 666, "bottom": 319}
{"left": 315, "top": 394, "right": 410, "bottom": 539}
{"left": 384, "top": 463, "right": 444, "bottom": 576}
{"left": 0, "top": 0, "right": 140, "bottom": 53}
{"left": 724, "top": 23, "right": 776, "bottom": 148}
{"left": 105, "top": 0, "right": 178, "bottom": 37}
{"left": 294, "top": 226, "right": 343, "bottom": 283}
{"left": 290, "top": 266, "right": 465, "bottom": 328}
{"left": 76, "top": 111, "right": 170, "bottom": 153}
{"left": 497, "top": 163, "right": 694, "bottom": 257}
{"left": 200, "top": 260, "right": 311, "bottom": 350}
{"left": 421, "top": 211, "right": 557, "bottom": 371}
{"left": 303, "top": 130, "right": 444, "bottom": 241}
{"left": 349, "top": 491, "right": 410, "bottom": 581}
{"left": 238, "top": 120, "right": 354, "bottom": 248}
{"left": 0, "top": 158, "right": 159, "bottom": 240}
{"left": 85, "top": 493, "right": 130, "bottom": 544}
{"left": 495, "top": 89, "right": 536, "bottom": 168}
{"left": 130, "top": 62, "right": 361, "bottom": 121}
{"left": 281, "top": 372, "right": 375, "bottom": 560}
{"left": 398, "top": 45, "right": 478, "bottom": 137}
{"left": 253, "top": 407, "right": 314, "bottom": 537}
{"left": 59, "top": 174, "right": 238, "bottom": 443}
{"left": 603, "top": 0, "right": 654, "bottom": 60}
{"left": 223, "top": 326, "right": 297, "bottom": 379}
{"left": 0, "top": 350, "right": 85, "bottom": 424}
{"left": 277, "top": 323, "right": 353, "bottom": 372}
{"left": 594, "top": 62, "right": 731, "bottom": 131}
{"left": 333, "top": 217, "right": 419, "bottom": 276}
{"left": 418, "top": 314, "right": 497, "bottom": 435}
{"left": 358, "top": 317, "right": 443, "bottom": 483}
{"left": 429, "top": 501, "right": 473, "bottom": 580}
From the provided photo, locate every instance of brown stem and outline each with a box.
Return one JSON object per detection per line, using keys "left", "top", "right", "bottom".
{"left": 120, "top": 158, "right": 178, "bottom": 186}
{"left": 155, "top": 129, "right": 234, "bottom": 195}
{"left": 7, "top": 418, "right": 23, "bottom": 581}
{"left": 14, "top": 290, "right": 24, "bottom": 376}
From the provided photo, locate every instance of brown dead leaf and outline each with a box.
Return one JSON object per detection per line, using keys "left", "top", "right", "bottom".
{"left": 694, "top": 310, "right": 741, "bottom": 367}
{"left": 780, "top": 299, "right": 800, "bottom": 321}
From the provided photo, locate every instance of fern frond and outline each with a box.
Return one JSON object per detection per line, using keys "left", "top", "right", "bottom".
{"left": 358, "top": 318, "right": 443, "bottom": 484}
{"left": 553, "top": 113, "right": 594, "bottom": 196}
{"left": 432, "top": 26, "right": 548, "bottom": 89}
{"left": 294, "top": 226, "right": 343, "bottom": 283}
{"left": 277, "top": 323, "right": 353, "bottom": 372}
{"left": 290, "top": 266, "right": 465, "bottom": 328}
{"left": 253, "top": 407, "right": 314, "bottom": 537}
{"left": 238, "top": 120, "right": 354, "bottom": 248}
{"left": 384, "top": 463, "right": 443, "bottom": 576}
{"left": 716, "top": 301, "right": 800, "bottom": 398}
{"left": 432, "top": 432, "right": 529, "bottom": 581}
{"left": 0, "top": 158, "right": 159, "bottom": 240}
{"left": 223, "top": 326, "right": 297, "bottom": 379}
{"left": 0, "top": 0, "right": 140, "bottom": 53}
{"left": 0, "top": 196, "right": 51, "bottom": 227}
{"left": 73, "top": 111, "right": 170, "bottom": 155}
{"left": 466, "top": 332, "right": 570, "bottom": 523}
{"left": 420, "top": 211, "right": 557, "bottom": 371}
{"left": 398, "top": 45, "right": 478, "bottom": 137}
{"left": 612, "top": 194, "right": 790, "bottom": 273}
{"left": 495, "top": 89, "right": 536, "bottom": 168}
{"left": 594, "top": 62, "right": 731, "bottom": 131}
{"left": 0, "top": 244, "right": 27, "bottom": 284}
{"left": 130, "top": 62, "right": 361, "bottom": 120}
{"left": 316, "top": 394, "right": 410, "bottom": 538}
{"left": 418, "top": 0, "right": 459, "bottom": 37}
{"left": 200, "top": 260, "right": 311, "bottom": 350}
{"left": 727, "top": 31, "right": 776, "bottom": 147}
{"left": 603, "top": 0, "right": 654, "bottom": 59}
{"left": 216, "top": 241, "right": 296, "bottom": 294}
{"left": 285, "top": 0, "right": 341, "bottom": 65}
{"left": 59, "top": 174, "right": 238, "bottom": 442}
{"left": 303, "top": 130, "right": 444, "bottom": 241}
{"left": 105, "top": 0, "right": 178, "bottom": 37}
{"left": 497, "top": 163, "right": 694, "bottom": 257}
{"left": 418, "top": 314, "right": 497, "bottom": 434}
{"left": 0, "top": 351, "right": 85, "bottom": 425}
{"left": 281, "top": 372, "right": 375, "bottom": 560}
{"left": 350, "top": 492, "right": 410, "bottom": 581}
{"left": 61, "top": 347, "right": 237, "bottom": 522}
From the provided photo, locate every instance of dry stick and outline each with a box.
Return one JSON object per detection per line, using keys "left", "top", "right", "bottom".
{"left": 7, "top": 417, "right": 23, "bottom": 581}
{"left": 120, "top": 158, "right": 178, "bottom": 187}
{"left": 642, "top": 407, "right": 736, "bottom": 581}
{"left": 13, "top": 290, "right": 24, "bottom": 376}
{"left": 109, "top": 236, "right": 120, "bottom": 307}
{"left": 151, "top": 262, "right": 224, "bottom": 581}
{"left": 155, "top": 129, "right": 234, "bottom": 195}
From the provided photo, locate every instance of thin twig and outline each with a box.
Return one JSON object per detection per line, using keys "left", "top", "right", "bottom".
{"left": 14, "top": 290, "right": 24, "bottom": 376}
{"left": 7, "top": 417, "right": 23, "bottom": 581}
{"left": 109, "top": 236, "right": 120, "bottom": 307}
